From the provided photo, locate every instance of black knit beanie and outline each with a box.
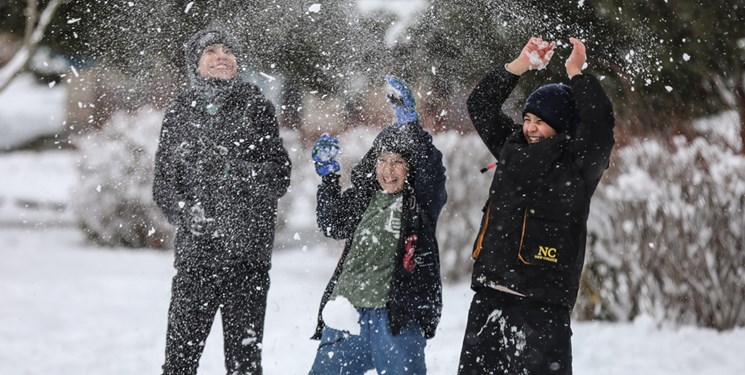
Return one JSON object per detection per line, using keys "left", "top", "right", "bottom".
{"left": 523, "top": 83, "right": 578, "bottom": 135}
{"left": 184, "top": 28, "right": 242, "bottom": 86}
{"left": 373, "top": 126, "right": 414, "bottom": 166}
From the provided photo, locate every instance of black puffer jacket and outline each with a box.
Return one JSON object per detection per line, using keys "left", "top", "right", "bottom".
{"left": 312, "top": 123, "right": 447, "bottom": 339}
{"left": 468, "top": 67, "right": 615, "bottom": 309}
{"left": 153, "top": 80, "right": 291, "bottom": 269}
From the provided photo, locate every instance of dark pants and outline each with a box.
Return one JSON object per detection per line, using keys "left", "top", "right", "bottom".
{"left": 162, "top": 263, "right": 270, "bottom": 375}
{"left": 458, "top": 288, "right": 572, "bottom": 375}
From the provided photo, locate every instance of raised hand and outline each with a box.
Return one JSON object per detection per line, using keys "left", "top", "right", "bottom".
{"left": 311, "top": 132, "right": 341, "bottom": 177}
{"left": 385, "top": 75, "right": 419, "bottom": 126}
{"left": 506, "top": 37, "right": 557, "bottom": 75}
{"left": 565, "top": 37, "right": 587, "bottom": 78}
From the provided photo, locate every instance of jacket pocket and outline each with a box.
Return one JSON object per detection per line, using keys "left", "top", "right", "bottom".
{"left": 517, "top": 207, "right": 578, "bottom": 268}
{"left": 471, "top": 200, "right": 491, "bottom": 259}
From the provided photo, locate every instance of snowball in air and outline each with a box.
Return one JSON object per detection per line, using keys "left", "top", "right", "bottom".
{"left": 309, "top": 4, "right": 321, "bottom": 13}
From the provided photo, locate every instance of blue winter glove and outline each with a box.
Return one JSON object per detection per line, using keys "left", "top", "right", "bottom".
{"left": 311, "top": 133, "right": 341, "bottom": 177}
{"left": 385, "top": 75, "right": 419, "bottom": 126}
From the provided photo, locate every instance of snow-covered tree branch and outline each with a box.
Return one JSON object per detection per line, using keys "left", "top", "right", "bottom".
{"left": 0, "top": 0, "right": 62, "bottom": 93}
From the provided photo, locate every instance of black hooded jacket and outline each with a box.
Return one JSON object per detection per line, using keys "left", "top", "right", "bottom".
{"left": 468, "top": 67, "right": 615, "bottom": 309}
{"left": 153, "top": 79, "right": 291, "bottom": 269}
{"left": 312, "top": 123, "right": 447, "bottom": 339}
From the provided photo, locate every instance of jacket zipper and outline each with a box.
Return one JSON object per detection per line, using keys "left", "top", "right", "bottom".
{"left": 517, "top": 208, "right": 533, "bottom": 265}
{"left": 471, "top": 201, "right": 491, "bottom": 259}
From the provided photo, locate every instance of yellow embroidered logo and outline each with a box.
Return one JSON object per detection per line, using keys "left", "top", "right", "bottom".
{"left": 534, "top": 246, "right": 558, "bottom": 263}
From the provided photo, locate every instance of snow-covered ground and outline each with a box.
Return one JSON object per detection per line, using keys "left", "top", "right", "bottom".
{"left": 1, "top": 226, "right": 744, "bottom": 375}
{"left": 0, "top": 151, "right": 75, "bottom": 227}
{"left": 1, "top": 151, "right": 744, "bottom": 375}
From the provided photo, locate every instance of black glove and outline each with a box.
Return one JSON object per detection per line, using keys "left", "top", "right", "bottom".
{"left": 186, "top": 203, "right": 220, "bottom": 237}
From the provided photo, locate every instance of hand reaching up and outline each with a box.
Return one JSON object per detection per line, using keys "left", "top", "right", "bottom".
{"left": 311, "top": 133, "right": 341, "bottom": 177}
{"left": 565, "top": 37, "right": 587, "bottom": 78}
{"left": 385, "top": 75, "right": 420, "bottom": 126}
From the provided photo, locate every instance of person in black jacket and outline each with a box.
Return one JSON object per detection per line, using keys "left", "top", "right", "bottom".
{"left": 308, "top": 76, "right": 447, "bottom": 375}
{"left": 457, "top": 37, "right": 615, "bottom": 375}
{"left": 152, "top": 28, "right": 291, "bottom": 375}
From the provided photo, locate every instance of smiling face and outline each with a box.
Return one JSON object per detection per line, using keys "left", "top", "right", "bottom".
{"left": 375, "top": 152, "right": 409, "bottom": 194}
{"left": 196, "top": 43, "right": 238, "bottom": 80}
{"left": 522, "top": 112, "right": 557, "bottom": 144}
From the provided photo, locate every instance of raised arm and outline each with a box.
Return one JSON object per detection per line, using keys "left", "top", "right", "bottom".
{"left": 316, "top": 173, "right": 375, "bottom": 240}
{"left": 466, "top": 69, "right": 520, "bottom": 158}
{"left": 312, "top": 134, "right": 374, "bottom": 240}
{"left": 565, "top": 37, "right": 615, "bottom": 182}
{"left": 468, "top": 38, "right": 556, "bottom": 157}
{"left": 569, "top": 74, "right": 615, "bottom": 182}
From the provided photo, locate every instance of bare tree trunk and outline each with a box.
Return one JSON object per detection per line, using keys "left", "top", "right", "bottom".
{"left": 0, "top": 0, "right": 62, "bottom": 93}
{"left": 735, "top": 84, "right": 745, "bottom": 154}
{"left": 734, "top": 62, "right": 745, "bottom": 155}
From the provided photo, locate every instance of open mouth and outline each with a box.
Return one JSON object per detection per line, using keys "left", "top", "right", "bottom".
{"left": 526, "top": 136, "right": 544, "bottom": 144}
{"left": 383, "top": 177, "right": 399, "bottom": 185}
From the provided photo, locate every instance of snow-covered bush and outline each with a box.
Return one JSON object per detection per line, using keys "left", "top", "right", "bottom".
{"left": 578, "top": 136, "right": 745, "bottom": 330}
{"left": 433, "top": 131, "right": 493, "bottom": 281}
{"left": 72, "top": 107, "right": 174, "bottom": 248}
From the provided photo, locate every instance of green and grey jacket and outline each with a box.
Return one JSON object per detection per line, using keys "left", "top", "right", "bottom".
{"left": 312, "top": 123, "right": 447, "bottom": 339}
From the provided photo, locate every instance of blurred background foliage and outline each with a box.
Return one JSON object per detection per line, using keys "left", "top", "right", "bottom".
{"left": 1, "top": 0, "right": 744, "bottom": 141}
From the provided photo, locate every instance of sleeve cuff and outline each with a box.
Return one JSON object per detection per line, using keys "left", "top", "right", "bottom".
{"left": 321, "top": 173, "right": 340, "bottom": 184}
{"left": 504, "top": 63, "right": 521, "bottom": 76}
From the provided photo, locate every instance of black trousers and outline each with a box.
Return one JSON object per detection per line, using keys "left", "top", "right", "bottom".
{"left": 458, "top": 288, "right": 573, "bottom": 375}
{"left": 162, "top": 263, "right": 270, "bottom": 375}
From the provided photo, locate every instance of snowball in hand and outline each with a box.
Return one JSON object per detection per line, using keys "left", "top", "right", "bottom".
{"left": 322, "top": 296, "right": 361, "bottom": 335}
{"left": 526, "top": 49, "right": 554, "bottom": 70}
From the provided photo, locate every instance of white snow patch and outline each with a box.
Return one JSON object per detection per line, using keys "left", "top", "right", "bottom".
{"left": 357, "top": 0, "right": 426, "bottom": 46}
{"left": 0, "top": 74, "right": 65, "bottom": 150}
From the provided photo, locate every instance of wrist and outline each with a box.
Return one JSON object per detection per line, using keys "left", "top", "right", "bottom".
{"left": 505, "top": 60, "right": 528, "bottom": 76}
{"left": 567, "top": 69, "right": 582, "bottom": 79}
{"left": 322, "top": 173, "right": 340, "bottom": 184}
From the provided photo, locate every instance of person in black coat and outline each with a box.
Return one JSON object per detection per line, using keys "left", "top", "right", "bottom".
{"left": 457, "top": 37, "right": 615, "bottom": 375}
{"left": 307, "top": 76, "right": 447, "bottom": 375}
{"left": 152, "top": 28, "right": 291, "bottom": 375}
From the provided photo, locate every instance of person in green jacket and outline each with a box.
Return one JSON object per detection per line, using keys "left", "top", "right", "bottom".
{"left": 309, "top": 76, "right": 447, "bottom": 375}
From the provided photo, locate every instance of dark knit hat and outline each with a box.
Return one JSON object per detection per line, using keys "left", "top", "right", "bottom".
{"left": 523, "top": 83, "right": 578, "bottom": 135}
{"left": 352, "top": 124, "right": 427, "bottom": 190}
{"left": 373, "top": 125, "right": 416, "bottom": 166}
{"left": 184, "top": 28, "right": 242, "bottom": 84}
